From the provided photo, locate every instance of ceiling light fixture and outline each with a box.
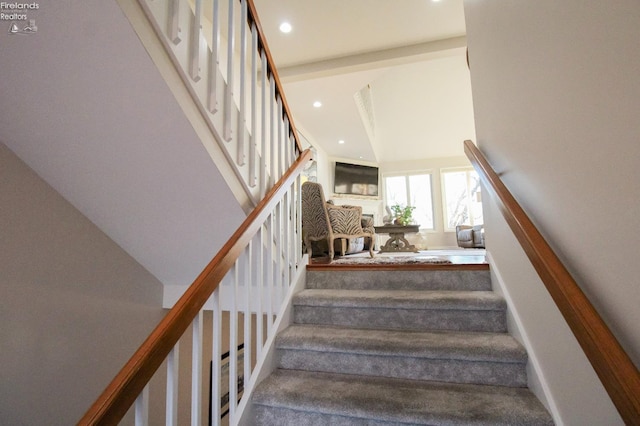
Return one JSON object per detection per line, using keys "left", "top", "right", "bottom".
{"left": 279, "top": 22, "right": 292, "bottom": 33}
{"left": 313, "top": 101, "right": 322, "bottom": 108}
{"left": 338, "top": 140, "right": 345, "bottom": 144}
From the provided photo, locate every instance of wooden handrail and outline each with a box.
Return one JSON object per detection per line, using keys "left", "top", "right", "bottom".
{"left": 464, "top": 140, "right": 640, "bottom": 424}
{"left": 78, "top": 149, "right": 312, "bottom": 425}
{"left": 246, "top": 0, "right": 302, "bottom": 154}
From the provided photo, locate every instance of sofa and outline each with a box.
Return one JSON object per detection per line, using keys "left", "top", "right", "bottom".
{"left": 456, "top": 224, "right": 485, "bottom": 248}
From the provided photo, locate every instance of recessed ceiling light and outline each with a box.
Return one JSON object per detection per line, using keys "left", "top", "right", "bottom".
{"left": 313, "top": 101, "right": 322, "bottom": 108}
{"left": 279, "top": 22, "right": 292, "bottom": 33}
{"left": 338, "top": 140, "right": 345, "bottom": 144}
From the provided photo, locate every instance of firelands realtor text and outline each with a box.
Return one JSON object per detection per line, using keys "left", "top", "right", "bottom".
{"left": 1, "top": 2, "right": 39, "bottom": 20}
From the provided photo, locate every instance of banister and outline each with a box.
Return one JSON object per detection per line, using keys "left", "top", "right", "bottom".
{"left": 463, "top": 140, "right": 640, "bottom": 424}
{"left": 78, "top": 148, "right": 312, "bottom": 425}
{"left": 245, "top": 0, "right": 302, "bottom": 155}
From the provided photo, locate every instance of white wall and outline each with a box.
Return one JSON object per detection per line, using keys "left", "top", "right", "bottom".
{"left": 0, "top": 143, "right": 165, "bottom": 425}
{"left": 0, "top": 0, "right": 244, "bottom": 294}
{"left": 464, "top": 0, "right": 640, "bottom": 424}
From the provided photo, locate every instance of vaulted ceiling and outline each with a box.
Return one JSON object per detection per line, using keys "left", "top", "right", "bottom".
{"left": 252, "top": 0, "right": 477, "bottom": 163}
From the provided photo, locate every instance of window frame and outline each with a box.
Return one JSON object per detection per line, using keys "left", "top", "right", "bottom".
{"left": 382, "top": 170, "right": 436, "bottom": 231}
{"left": 440, "top": 166, "right": 483, "bottom": 232}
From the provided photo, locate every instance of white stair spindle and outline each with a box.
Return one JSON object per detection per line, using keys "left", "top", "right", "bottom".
{"left": 284, "top": 116, "right": 291, "bottom": 169}
{"left": 211, "top": 287, "right": 222, "bottom": 423}
{"left": 166, "top": 344, "right": 179, "bottom": 426}
{"left": 269, "top": 77, "right": 277, "bottom": 186}
{"left": 237, "top": 0, "right": 247, "bottom": 166}
{"left": 223, "top": 0, "right": 235, "bottom": 141}
{"left": 266, "top": 212, "right": 274, "bottom": 333}
{"left": 256, "top": 224, "right": 264, "bottom": 358}
{"left": 276, "top": 96, "right": 284, "bottom": 180}
{"left": 208, "top": 0, "right": 220, "bottom": 113}
{"left": 260, "top": 52, "right": 268, "bottom": 197}
{"left": 275, "top": 199, "right": 283, "bottom": 309}
{"left": 244, "top": 242, "right": 252, "bottom": 389}
{"left": 189, "top": 0, "right": 202, "bottom": 82}
{"left": 297, "top": 175, "right": 303, "bottom": 265}
{"left": 229, "top": 261, "right": 239, "bottom": 419}
{"left": 283, "top": 190, "right": 291, "bottom": 289}
{"left": 249, "top": 23, "right": 258, "bottom": 187}
{"left": 168, "top": 0, "right": 181, "bottom": 44}
{"left": 191, "top": 311, "right": 203, "bottom": 426}
{"left": 134, "top": 384, "right": 149, "bottom": 426}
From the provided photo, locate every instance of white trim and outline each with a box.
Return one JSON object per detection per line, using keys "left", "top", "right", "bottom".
{"left": 486, "top": 251, "right": 564, "bottom": 426}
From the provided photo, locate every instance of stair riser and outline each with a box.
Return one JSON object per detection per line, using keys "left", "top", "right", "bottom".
{"left": 277, "top": 349, "right": 527, "bottom": 387}
{"left": 306, "top": 269, "right": 491, "bottom": 291}
{"left": 254, "top": 406, "right": 403, "bottom": 426}
{"left": 294, "top": 306, "right": 507, "bottom": 333}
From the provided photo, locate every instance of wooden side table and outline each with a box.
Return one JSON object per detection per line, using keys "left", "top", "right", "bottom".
{"left": 374, "top": 224, "right": 420, "bottom": 253}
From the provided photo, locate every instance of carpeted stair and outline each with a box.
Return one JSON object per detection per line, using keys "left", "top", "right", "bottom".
{"left": 252, "top": 267, "right": 554, "bottom": 425}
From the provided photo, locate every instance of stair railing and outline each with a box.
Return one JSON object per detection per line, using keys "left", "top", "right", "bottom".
{"left": 464, "top": 140, "right": 640, "bottom": 424}
{"left": 78, "top": 148, "right": 312, "bottom": 425}
{"left": 136, "top": 0, "right": 302, "bottom": 205}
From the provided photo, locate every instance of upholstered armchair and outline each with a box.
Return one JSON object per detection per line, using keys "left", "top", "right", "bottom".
{"left": 456, "top": 224, "right": 485, "bottom": 248}
{"left": 301, "top": 181, "right": 375, "bottom": 260}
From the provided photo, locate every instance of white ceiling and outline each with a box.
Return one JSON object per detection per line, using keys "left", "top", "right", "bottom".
{"left": 252, "top": 0, "right": 476, "bottom": 163}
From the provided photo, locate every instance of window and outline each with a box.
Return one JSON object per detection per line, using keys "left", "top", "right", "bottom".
{"left": 442, "top": 168, "right": 483, "bottom": 230}
{"left": 384, "top": 173, "right": 434, "bottom": 230}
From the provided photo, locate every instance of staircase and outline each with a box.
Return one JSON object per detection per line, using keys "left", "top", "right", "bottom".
{"left": 252, "top": 266, "right": 554, "bottom": 425}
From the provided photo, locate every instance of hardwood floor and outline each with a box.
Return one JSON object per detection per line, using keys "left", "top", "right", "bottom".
{"left": 308, "top": 249, "right": 488, "bottom": 269}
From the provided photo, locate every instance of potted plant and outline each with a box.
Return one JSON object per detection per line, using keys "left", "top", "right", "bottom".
{"left": 390, "top": 204, "right": 416, "bottom": 226}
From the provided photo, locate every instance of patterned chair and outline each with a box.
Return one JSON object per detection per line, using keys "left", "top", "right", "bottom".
{"left": 301, "top": 181, "right": 375, "bottom": 260}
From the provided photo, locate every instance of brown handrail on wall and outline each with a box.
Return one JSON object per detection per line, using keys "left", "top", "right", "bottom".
{"left": 246, "top": 0, "right": 302, "bottom": 154}
{"left": 78, "top": 149, "right": 312, "bottom": 425}
{"left": 464, "top": 140, "right": 640, "bottom": 424}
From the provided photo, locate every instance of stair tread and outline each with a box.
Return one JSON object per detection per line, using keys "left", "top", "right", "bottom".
{"left": 294, "top": 289, "right": 505, "bottom": 310}
{"left": 253, "top": 369, "right": 554, "bottom": 425}
{"left": 277, "top": 324, "right": 527, "bottom": 363}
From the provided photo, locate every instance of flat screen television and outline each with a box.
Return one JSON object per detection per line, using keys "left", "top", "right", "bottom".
{"left": 333, "top": 162, "right": 379, "bottom": 196}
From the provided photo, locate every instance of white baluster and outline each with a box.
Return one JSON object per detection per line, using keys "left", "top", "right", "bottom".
{"left": 168, "top": 0, "right": 182, "bottom": 45}
{"left": 189, "top": 0, "right": 202, "bottom": 82}
{"left": 229, "top": 261, "right": 239, "bottom": 419}
{"left": 237, "top": 0, "right": 247, "bottom": 166}
{"left": 208, "top": 0, "right": 220, "bottom": 113}
{"left": 296, "top": 175, "right": 303, "bottom": 265}
{"left": 166, "top": 344, "right": 179, "bottom": 426}
{"left": 223, "top": 0, "right": 235, "bottom": 141}
{"left": 284, "top": 116, "right": 291, "bottom": 169}
{"left": 269, "top": 77, "right": 277, "bottom": 186}
{"left": 275, "top": 199, "right": 283, "bottom": 309}
{"left": 134, "top": 384, "right": 149, "bottom": 426}
{"left": 211, "top": 287, "right": 222, "bottom": 423}
{"left": 266, "top": 212, "right": 274, "bottom": 334}
{"left": 283, "top": 189, "right": 291, "bottom": 289}
{"left": 256, "top": 224, "right": 264, "bottom": 358}
{"left": 277, "top": 96, "right": 284, "bottom": 181}
{"left": 260, "top": 52, "right": 268, "bottom": 197}
{"left": 243, "top": 242, "right": 252, "bottom": 391}
{"left": 191, "top": 311, "right": 203, "bottom": 426}
{"left": 249, "top": 23, "right": 258, "bottom": 187}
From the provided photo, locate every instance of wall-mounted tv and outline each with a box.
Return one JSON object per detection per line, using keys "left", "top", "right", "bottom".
{"left": 333, "top": 162, "right": 379, "bottom": 196}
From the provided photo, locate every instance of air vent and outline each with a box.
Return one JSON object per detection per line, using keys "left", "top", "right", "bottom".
{"left": 354, "top": 84, "right": 376, "bottom": 142}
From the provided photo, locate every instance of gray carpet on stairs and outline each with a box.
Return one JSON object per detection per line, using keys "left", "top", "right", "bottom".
{"left": 254, "top": 370, "right": 554, "bottom": 425}
{"left": 252, "top": 266, "right": 555, "bottom": 425}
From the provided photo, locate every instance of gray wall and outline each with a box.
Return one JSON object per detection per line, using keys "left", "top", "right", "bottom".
{"left": 464, "top": 1, "right": 639, "bottom": 424}
{"left": 0, "top": 143, "right": 164, "bottom": 425}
